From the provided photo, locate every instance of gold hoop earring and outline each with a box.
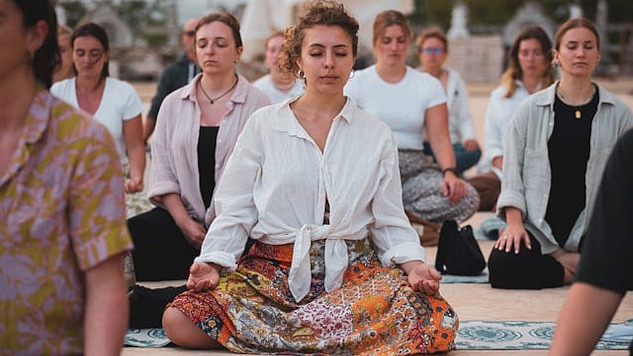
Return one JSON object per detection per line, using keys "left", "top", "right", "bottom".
{"left": 297, "top": 68, "right": 306, "bottom": 80}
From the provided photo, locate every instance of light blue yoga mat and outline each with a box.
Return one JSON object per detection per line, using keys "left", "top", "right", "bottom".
{"left": 440, "top": 270, "right": 489, "bottom": 284}
{"left": 125, "top": 321, "right": 633, "bottom": 349}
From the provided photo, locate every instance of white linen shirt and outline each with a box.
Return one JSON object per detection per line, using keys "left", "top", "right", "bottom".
{"left": 196, "top": 98, "right": 426, "bottom": 302}
{"left": 498, "top": 82, "right": 633, "bottom": 254}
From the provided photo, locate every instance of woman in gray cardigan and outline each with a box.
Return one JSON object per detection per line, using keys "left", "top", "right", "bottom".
{"left": 489, "top": 18, "right": 633, "bottom": 289}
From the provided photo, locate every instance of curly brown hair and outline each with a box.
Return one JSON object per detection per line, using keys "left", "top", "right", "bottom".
{"left": 278, "top": 0, "right": 358, "bottom": 78}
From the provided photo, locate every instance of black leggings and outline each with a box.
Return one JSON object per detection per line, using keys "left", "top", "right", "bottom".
{"left": 488, "top": 232, "right": 565, "bottom": 289}
{"left": 128, "top": 207, "right": 200, "bottom": 281}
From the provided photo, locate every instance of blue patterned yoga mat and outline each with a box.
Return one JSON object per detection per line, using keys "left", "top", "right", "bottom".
{"left": 456, "top": 320, "right": 631, "bottom": 350}
{"left": 124, "top": 321, "right": 633, "bottom": 349}
{"left": 125, "top": 328, "right": 171, "bottom": 347}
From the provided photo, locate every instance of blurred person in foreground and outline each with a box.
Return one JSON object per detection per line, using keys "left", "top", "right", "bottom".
{"left": 161, "top": 1, "right": 457, "bottom": 353}
{"left": 253, "top": 30, "right": 304, "bottom": 104}
{"left": 549, "top": 128, "right": 633, "bottom": 355}
{"left": 0, "top": 0, "right": 131, "bottom": 354}
{"left": 144, "top": 18, "right": 201, "bottom": 142}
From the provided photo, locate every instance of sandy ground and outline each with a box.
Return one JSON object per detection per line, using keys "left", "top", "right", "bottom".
{"left": 122, "top": 78, "right": 633, "bottom": 355}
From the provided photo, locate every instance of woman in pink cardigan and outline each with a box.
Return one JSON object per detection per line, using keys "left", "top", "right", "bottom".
{"left": 127, "top": 12, "right": 269, "bottom": 283}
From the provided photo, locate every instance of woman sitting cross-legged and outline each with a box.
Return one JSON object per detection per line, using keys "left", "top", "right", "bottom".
{"left": 345, "top": 10, "right": 479, "bottom": 225}
{"left": 416, "top": 27, "right": 481, "bottom": 175}
{"left": 489, "top": 18, "right": 633, "bottom": 289}
{"left": 126, "top": 12, "right": 269, "bottom": 282}
{"left": 162, "top": 1, "right": 458, "bottom": 354}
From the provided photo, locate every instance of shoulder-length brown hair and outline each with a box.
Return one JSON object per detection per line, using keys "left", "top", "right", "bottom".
{"left": 500, "top": 26, "right": 554, "bottom": 98}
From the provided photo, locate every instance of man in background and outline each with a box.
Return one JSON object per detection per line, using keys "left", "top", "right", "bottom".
{"left": 144, "top": 18, "right": 200, "bottom": 141}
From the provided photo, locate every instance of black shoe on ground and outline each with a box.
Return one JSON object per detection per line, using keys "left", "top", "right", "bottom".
{"left": 128, "top": 284, "right": 187, "bottom": 329}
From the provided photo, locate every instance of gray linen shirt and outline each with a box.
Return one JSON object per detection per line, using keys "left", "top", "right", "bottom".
{"left": 497, "top": 81, "right": 633, "bottom": 254}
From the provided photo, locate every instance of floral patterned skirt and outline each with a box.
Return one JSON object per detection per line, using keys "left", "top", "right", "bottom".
{"left": 169, "top": 238, "right": 458, "bottom": 355}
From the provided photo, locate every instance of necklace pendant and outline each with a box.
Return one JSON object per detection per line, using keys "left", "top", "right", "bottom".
{"left": 575, "top": 110, "right": 581, "bottom": 119}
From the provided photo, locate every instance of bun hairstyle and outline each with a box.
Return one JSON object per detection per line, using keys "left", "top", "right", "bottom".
{"left": 278, "top": 0, "right": 359, "bottom": 79}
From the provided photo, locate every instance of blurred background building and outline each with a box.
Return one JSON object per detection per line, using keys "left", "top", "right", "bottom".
{"left": 54, "top": 0, "right": 633, "bottom": 82}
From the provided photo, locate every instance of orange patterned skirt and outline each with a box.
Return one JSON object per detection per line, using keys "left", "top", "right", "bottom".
{"left": 169, "top": 238, "right": 458, "bottom": 355}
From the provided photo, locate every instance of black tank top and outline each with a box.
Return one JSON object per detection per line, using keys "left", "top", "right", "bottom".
{"left": 197, "top": 126, "right": 219, "bottom": 209}
{"left": 546, "top": 89, "right": 598, "bottom": 246}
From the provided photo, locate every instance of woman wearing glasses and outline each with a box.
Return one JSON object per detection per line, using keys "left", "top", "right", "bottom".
{"left": 416, "top": 27, "right": 480, "bottom": 175}
{"left": 345, "top": 10, "right": 478, "bottom": 225}
{"left": 51, "top": 23, "right": 146, "bottom": 195}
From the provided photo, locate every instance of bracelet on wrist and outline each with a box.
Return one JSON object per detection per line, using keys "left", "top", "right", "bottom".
{"left": 442, "top": 167, "right": 457, "bottom": 176}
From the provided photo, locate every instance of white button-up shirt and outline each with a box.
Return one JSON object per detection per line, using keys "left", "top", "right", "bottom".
{"left": 196, "top": 98, "right": 426, "bottom": 302}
